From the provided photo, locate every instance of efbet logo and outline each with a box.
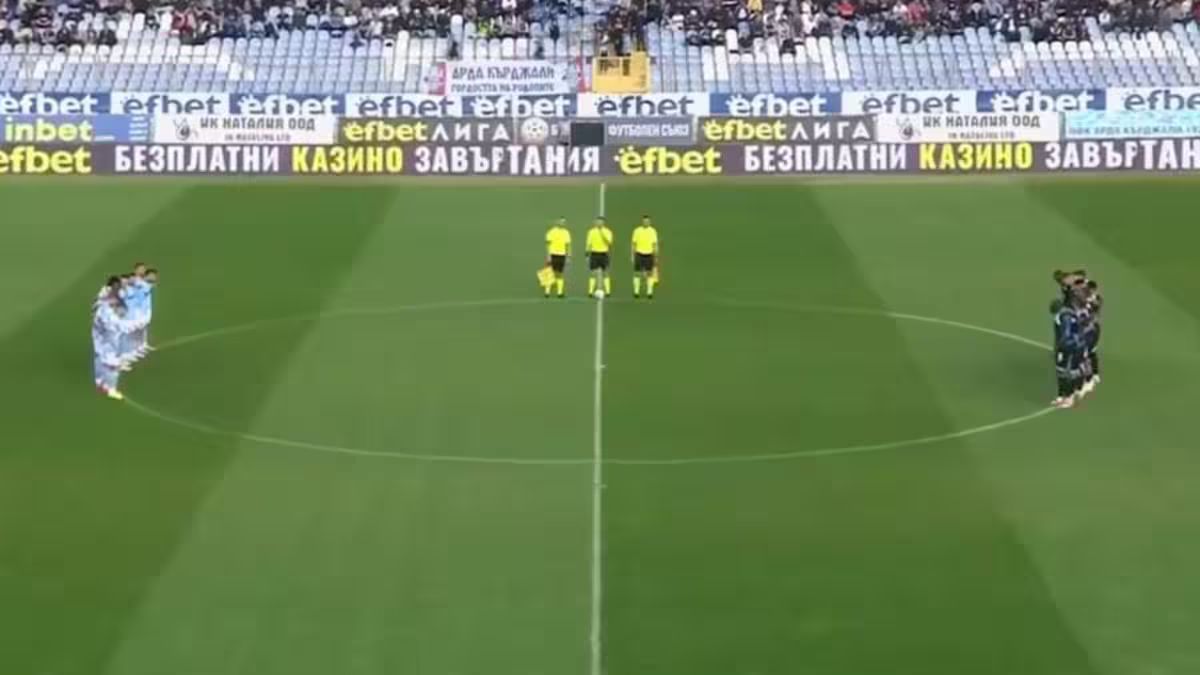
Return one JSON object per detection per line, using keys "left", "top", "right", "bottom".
{"left": 853, "top": 91, "right": 966, "bottom": 114}
{"left": 978, "top": 90, "right": 1104, "bottom": 112}
{"left": 701, "top": 118, "right": 786, "bottom": 142}
{"left": 590, "top": 94, "right": 704, "bottom": 117}
{"left": 0, "top": 93, "right": 105, "bottom": 115}
{"left": 113, "top": 93, "right": 227, "bottom": 115}
{"left": 0, "top": 145, "right": 92, "bottom": 174}
{"left": 615, "top": 146, "right": 722, "bottom": 175}
{"left": 1119, "top": 88, "right": 1200, "bottom": 111}
{"left": 718, "top": 93, "right": 837, "bottom": 117}
{"left": 232, "top": 94, "right": 342, "bottom": 115}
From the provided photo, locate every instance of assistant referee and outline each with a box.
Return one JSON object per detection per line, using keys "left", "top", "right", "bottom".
{"left": 631, "top": 215, "right": 659, "bottom": 300}
{"left": 544, "top": 217, "right": 571, "bottom": 298}
{"left": 586, "top": 217, "right": 614, "bottom": 298}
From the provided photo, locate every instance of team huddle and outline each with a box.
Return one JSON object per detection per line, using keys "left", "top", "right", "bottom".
{"left": 92, "top": 263, "right": 159, "bottom": 401}
{"left": 1051, "top": 269, "right": 1103, "bottom": 409}
{"left": 541, "top": 215, "right": 661, "bottom": 299}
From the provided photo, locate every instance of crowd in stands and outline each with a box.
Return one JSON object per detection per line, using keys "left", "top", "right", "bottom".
{"left": 599, "top": 0, "right": 1200, "bottom": 52}
{"left": 1, "top": 0, "right": 122, "bottom": 47}
{"left": 0, "top": 0, "right": 581, "bottom": 47}
{"left": 0, "top": 0, "right": 1198, "bottom": 49}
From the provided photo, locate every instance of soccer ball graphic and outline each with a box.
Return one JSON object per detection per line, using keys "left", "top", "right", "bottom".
{"left": 595, "top": 290, "right": 606, "bottom": 299}
{"left": 520, "top": 117, "right": 550, "bottom": 144}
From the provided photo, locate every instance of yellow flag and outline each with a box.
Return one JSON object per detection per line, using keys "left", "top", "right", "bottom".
{"left": 537, "top": 266, "right": 556, "bottom": 287}
{"left": 650, "top": 267, "right": 660, "bottom": 284}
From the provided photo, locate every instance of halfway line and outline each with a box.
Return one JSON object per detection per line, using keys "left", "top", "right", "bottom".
{"left": 589, "top": 182, "right": 607, "bottom": 675}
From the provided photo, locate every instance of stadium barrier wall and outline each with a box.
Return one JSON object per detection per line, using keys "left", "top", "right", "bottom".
{"left": 8, "top": 87, "right": 1200, "bottom": 118}
{"left": 5, "top": 139, "right": 1200, "bottom": 176}
{"left": 7, "top": 90, "right": 1200, "bottom": 176}
{"left": 139, "top": 111, "right": 1200, "bottom": 148}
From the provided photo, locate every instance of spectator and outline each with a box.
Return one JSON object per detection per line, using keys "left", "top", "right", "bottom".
{"left": 2, "top": 0, "right": 1189, "bottom": 52}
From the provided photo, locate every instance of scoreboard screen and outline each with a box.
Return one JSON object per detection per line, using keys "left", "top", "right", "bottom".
{"left": 569, "top": 121, "right": 606, "bottom": 147}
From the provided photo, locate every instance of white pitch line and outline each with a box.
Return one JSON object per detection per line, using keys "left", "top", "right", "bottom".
{"left": 589, "top": 182, "right": 607, "bottom": 675}
{"left": 126, "top": 299, "right": 1056, "bottom": 467}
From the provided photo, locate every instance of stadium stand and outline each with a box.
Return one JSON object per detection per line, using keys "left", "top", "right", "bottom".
{"left": 0, "top": 0, "right": 1198, "bottom": 92}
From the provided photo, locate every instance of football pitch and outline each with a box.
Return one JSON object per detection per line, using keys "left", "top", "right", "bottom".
{"left": 3, "top": 176, "right": 1200, "bottom": 675}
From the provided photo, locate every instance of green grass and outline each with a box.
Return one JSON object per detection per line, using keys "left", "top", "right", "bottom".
{"left": 2, "top": 178, "right": 1200, "bottom": 675}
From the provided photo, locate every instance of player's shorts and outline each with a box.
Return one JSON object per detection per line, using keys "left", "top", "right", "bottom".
{"left": 95, "top": 347, "right": 120, "bottom": 369}
{"left": 549, "top": 254, "right": 567, "bottom": 273}
{"left": 634, "top": 253, "right": 656, "bottom": 272}
{"left": 589, "top": 252, "right": 610, "bottom": 271}
{"left": 1055, "top": 349, "right": 1082, "bottom": 376}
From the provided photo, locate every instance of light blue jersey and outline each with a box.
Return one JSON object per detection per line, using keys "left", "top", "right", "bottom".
{"left": 138, "top": 278, "right": 155, "bottom": 321}
{"left": 123, "top": 278, "right": 156, "bottom": 360}
{"left": 118, "top": 283, "right": 137, "bottom": 311}
{"left": 128, "top": 281, "right": 145, "bottom": 322}
{"left": 93, "top": 299, "right": 134, "bottom": 390}
{"left": 92, "top": 301, "right": 128, "bottom": 356}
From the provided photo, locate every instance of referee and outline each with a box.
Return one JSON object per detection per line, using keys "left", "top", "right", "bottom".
{"left": 544, "top": 217, "right": 571, "bottom": 298}
{"left": 586, "top": 216, "right": 614, "bottom": 298}
{"left": 631, "top": 215, "right": 659, "bottom": 299}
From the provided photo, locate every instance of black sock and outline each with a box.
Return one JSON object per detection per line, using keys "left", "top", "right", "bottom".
{"left": 1057, "top": 377, "right": 1072, "bottom": 397}
{"left": 1090, "top": 352, "right": 1100, "bottom": 377}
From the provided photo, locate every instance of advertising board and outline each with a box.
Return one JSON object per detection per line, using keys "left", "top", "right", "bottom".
{"left": 603, "top": 118, "right": 695, "bottom": 145}
{"left": 18, "top": 137, "right": 1200, "bottom": 176}
{"left": 577, "top": 93, "right": 710, "bottom": 118}
{"left": 1108, "top": 87, "right": 1200, "bottom": 112}
{"left": 152, "top": 115, "right": 338, "bottom": 145}
{"left": 698, "top": 116, "right": 875, "bottom": 143}
{"left": 709, "top": 93, "right": 842, "bottom": 117}
{"left": 431, "top": 60, "right": 581, "bottom": 96}
{"left": 876, "top": 112, "right": 1060, "bottom": 143}
{"left": 0, "top": 144, "right": 94, "bottom": 174}
{"left": 1063, "top": 111, "right": 1200, "bottom": 139}
{"left": 19, "top": 89, "right": 1199, "bottom": 118}
{"left": 842, "top": 90, "right": 976, "bottom": 115}
{"left": 1, "top": 115, "right": 150, "bottom": 143}
{"left": 339, "top": 118, "right": 519, "bottom": 145}
{"left": 1042, "top": 138, "right": 1200, "bottom": 170}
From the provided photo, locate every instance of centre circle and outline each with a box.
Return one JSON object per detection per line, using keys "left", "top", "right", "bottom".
{"left": 125, "top": 299, "right": 1052, "bottom": 465}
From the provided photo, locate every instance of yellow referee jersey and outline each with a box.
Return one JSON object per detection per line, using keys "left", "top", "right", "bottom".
{"left": 546, "top": 226, "right": 571, "bottom": 256}
{"left": 586, "top": 226, "right": 614, "bottom": 253}
{"left": 632, "top": 225, "right": 658, "bottom": 255}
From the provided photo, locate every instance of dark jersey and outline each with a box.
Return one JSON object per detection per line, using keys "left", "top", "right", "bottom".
{"left": 1077, "top": 292, "right": 1101, "bottom": 333}
{"left": 1082, "top": 292, "right": 1103, "bottom": 348}
{"left": 1054, "top": 307, "right": 1084, "bottom": 352}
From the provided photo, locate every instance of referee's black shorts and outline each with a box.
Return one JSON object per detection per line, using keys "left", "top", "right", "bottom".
{"left": 588, "top": 252, "right": 610, "bottom": 271}
{"left": 634, "top": 252, "right": 656, "bottom": 272}
{"left": 549, "top": 254, "right": 566, "bottom": 273}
